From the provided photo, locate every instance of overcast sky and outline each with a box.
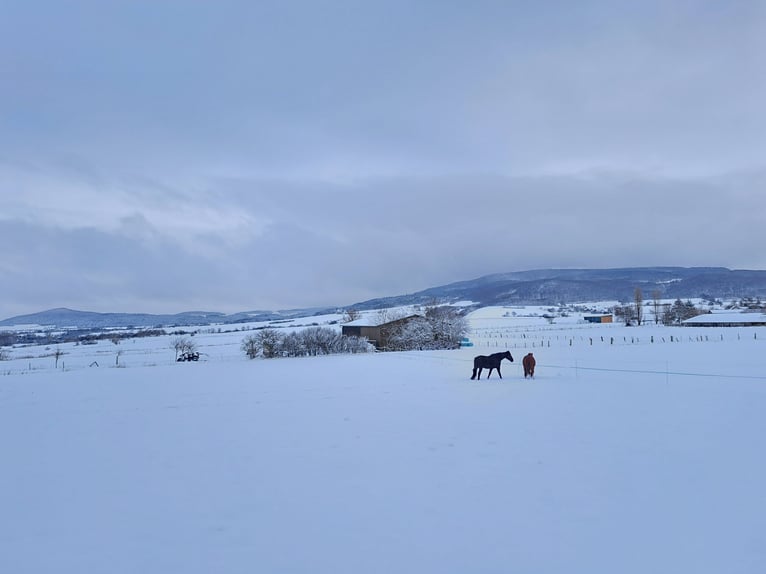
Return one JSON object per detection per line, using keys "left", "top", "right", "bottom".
{"left": 1, "top": 1, "right": 764, "bottom": 318}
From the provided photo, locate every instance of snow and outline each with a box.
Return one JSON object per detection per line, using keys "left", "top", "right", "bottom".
{"left": 342, "top": 316, "right": 389, "bottom": 327}
{"left": 684, "top": 311, "right": 766, "bottom": 325}
{"left": 2, "top": 306, "right": 766, "bottom": 573}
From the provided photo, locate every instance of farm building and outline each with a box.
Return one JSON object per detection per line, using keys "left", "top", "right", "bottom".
{"left": 584, "top": 315, "right": 613, "bottom": 324}
{"left": 682, "top": 312, "right": 766, "bottom": 327}
{"left": 341, "top": 315, "right": 427, "bottom": 350}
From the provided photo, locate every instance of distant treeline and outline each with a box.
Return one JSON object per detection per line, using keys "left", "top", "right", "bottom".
{"left": 0, "top": 328, "right": 167, "bottom": 348}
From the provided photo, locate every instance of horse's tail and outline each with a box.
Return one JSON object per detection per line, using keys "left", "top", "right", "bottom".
{"left": 471, "top": 366, "right": 478, "bottom": 380}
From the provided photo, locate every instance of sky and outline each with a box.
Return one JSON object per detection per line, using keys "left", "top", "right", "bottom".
{"left": 1, "top": 0, "right": 764, "bottom": 318}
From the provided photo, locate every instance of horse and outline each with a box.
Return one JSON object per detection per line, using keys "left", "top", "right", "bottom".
{"left": 522, "top": 352, "right": 536, "bottom": 378}
{"left": 471, "top": 351, "right": 514, "bottom": 380}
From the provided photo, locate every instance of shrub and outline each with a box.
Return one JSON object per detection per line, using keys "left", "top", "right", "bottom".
{"left": 241, "top": 326, "right": 373, "bottom": 359}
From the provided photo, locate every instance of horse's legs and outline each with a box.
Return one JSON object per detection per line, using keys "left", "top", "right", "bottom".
{"left": 497, "top": 366, "right": 502, "bottom": 379}
{"left": 471, "top": 367, "right": 477, "bottom": 380}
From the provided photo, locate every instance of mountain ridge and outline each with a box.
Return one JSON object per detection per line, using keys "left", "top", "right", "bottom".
{"left": 349, "top": 266, "right": 766, "bottom": 310}
{"left": 0, "top": 306, "right": 335, "bottom": 330}
{"left": 3, "top": 266, "right": 766, "bottom": 329}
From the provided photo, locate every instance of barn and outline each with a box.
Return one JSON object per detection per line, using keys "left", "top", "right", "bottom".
{"left": 682, "top": 311, "right": 766, "bottom": 327}
{"left": 341, "top": 315, "right": 426, "bottom": 350}
{"left": 584, "top": 315, "right": 613, "bottom": 324}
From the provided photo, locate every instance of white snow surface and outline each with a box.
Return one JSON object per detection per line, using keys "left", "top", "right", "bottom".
{"left": 2, "top": 307, "right": 766, "bottom": 573}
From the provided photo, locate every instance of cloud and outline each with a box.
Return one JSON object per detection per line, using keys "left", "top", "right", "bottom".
{"left": 4, "top": 165, "right": 764, "bottom": 318}
{"left": 0, "top": 1, "right": 764, "bottom": 318}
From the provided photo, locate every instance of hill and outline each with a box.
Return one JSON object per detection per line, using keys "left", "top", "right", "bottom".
{"left": 0, "top": 307, "right": 335, "bottom": 330}
{"left": 350, "top": 266, "right": 766, "bottom": 309}
{"left": 3, "top": 267, "right": 766, "bottom": 329}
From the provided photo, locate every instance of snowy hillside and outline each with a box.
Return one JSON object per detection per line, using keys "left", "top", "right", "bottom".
{"left": 1, "top": 307, "right": 765, "bottom": 573}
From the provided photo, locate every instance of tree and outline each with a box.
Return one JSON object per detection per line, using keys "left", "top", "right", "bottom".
{"left": 241, "top": 334, "right": 260, "bottom": 359}
{"left": 383, "top": 306, "right": 468, "bottom": 351}
{"left": 338, "top": 335, "right": 372, "bottom": 354}
{"left": 651, "top": 290, "right": 662, "bottom": 324}
{"left": 171, "top": 336, "right": 197, "bottom": 360}
{"left": 425, "top": 306, "right": 468, "bottom": 348}
{"left": 300, "top": 326, "right": 333, "bottom": 356}
{"left": 660, "top": 303, "right": 672, "bottom": 325}
{"left": 54, "top": 347, "right": 64, "bottom": 369}
{"left": 280, "top": 331, "right": 304, "bottom": 357}
{"left": 634, "top": 287, "right": 644, "bottom": 326}
{"left": 255, "top": 328, "right": 282, "bottom": 358}
{"left": 376, "top": 308, "right": 409, "bottom": 348}
{"left": 342, "top": 308, "right": 361, "bottom": 323}
{"left": 241, "top": 329, "right": 281, "bottom": 359}
{"left": 242, "top": 326, "right": 372, "bottom": 359}
{"left": 662, "top": 299, "right": 704, "bottom": 325}
{"left": 386, "top": 318, "right": 434, "bottom": 351}
{"left": 613, "top": 303, "right": 635, "bottom": 325}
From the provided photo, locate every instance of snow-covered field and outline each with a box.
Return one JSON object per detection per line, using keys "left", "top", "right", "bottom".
{"left": 2, "top": 307, "right": 765, "bottom": 573}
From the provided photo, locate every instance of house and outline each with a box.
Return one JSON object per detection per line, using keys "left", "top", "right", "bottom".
{"left": 584, "top": 315, "right": 613, "bottom": 324}
{"left": 341, "top": 314, "right": 427, "bottom": 350}
{"left": 682, "top": 311, "right": 766, "bottom": 327}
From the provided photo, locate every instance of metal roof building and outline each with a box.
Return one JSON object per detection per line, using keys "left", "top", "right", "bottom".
{"left": 682, "top": 312, "right": 766, "bottom": 327}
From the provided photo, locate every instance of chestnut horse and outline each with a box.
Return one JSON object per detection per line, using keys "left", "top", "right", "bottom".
{"left": 470, "top": 351, "right": 514, "bottom": 380}
{"left": 523, "top": 353, "right": 536, "bottom": 378}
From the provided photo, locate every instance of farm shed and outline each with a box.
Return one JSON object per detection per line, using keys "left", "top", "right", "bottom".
{"left": 341, "top": 315, "right": 426, "bottom": 350}
{"left": 584, "top": 315, "right": 613, "bottom": 324}
{"left": 682, "top": 312, "right": 766, "bottom": 327}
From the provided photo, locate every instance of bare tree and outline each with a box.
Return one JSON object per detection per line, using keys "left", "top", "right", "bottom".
{"left": 280, "top": 332, "right": 305, "bottom": 357}
{"left": 171, "top": 336, "right": 197, "bottom": 360}
{"left": 54, "top": 347, "right": 64, "bottom": 369}
{"left": 240, "top": 329, "right": 282, "bottom": 359}
{"left": 634, "top": 287, "right": 644, "bottom": 326}
{"left": 376, "top": 308, "right": 391, "bottom": 325}
{"left": 660, "top": 303, "right": 673, "bottom": 325}
{"left": 241, "top": 334, "right": 260, "bottom": 359}
{"left": 342, "top": 308, "right": 361, "bottom": 323}
{"left": 651, "top": 290, "right": 662, "bottom": 324}
{"left": 613, "top": 303, "right": 635, "bottom": 325}
{"left": 243, "top": 327, "right": 372, "bottom": 359}
{"left": 256, "top": 328, "right": 282, "bottom": 358}
{"left": 377, "top": 308, "right": 411, "bottom": 347}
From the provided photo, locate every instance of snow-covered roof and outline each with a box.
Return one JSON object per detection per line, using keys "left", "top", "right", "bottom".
{"left": 343, "top": 317, "right": 382, "bottom": 327}
{"left": 683, "top": 312, "right": 766, "bottom": 325}
{"left": 343, "top": 314, "right": 423, "bottom": 328}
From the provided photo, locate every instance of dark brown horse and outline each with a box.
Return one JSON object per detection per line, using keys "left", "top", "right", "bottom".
{"left": 471, "top": 351, "right": 513, "bottom": 380}
{"left": 523, "top": 353, "right": 536, "bottom": 378}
